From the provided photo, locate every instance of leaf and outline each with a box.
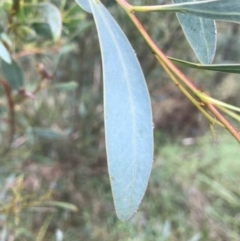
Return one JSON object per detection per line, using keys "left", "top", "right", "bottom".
{"left": 169, "top": 56, "right": 240, "bottom": 74}
{"left": 32, "top": 23, "right": 52, "bottom": 39}
{"left": 77, "top": 0, "right": 154, "bottom": 221}
{"left": 162, "top": 0, "right": 240, "bottom": 24}
{"left": 1, "top": 33, "right": 13, "bottom": 48}
{"left": 42, "top": 201, "right": 78, "bottom": 212}
{"left": 0, "top": 41, "right": 11, "bottom": 64}
{"left": 75, "top": 0, "right": 92, "bottom": 13}
{"left": 22, "top": 3, "right": 62, "bottom": 41}
{"left": 17, "top": 25, "right": 36, "bottom": 42}
{"left": 50, "top": 81, "right": 78, "bottom": 91}
{"left": 1, "top": 58, "right": 24, "bottom": 89}
{"left": 36, "top": 3, "right": 62, "bottom": 40}
{"left": 32, "top": 128, "right": 67, "bottom": 140}
{"left": 172, "top": 0, "right": 216, "bottom": 64}
{"left": 0, "top": 8, "right": 8, "bottom": 32}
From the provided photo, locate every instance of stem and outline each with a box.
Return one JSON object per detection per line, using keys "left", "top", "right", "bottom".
{"left": 117, "top": 0, "right": 199, "bottom": 92}
{"left": 156, "top": 55, "right": 223, "bottom": 127}
{"left": 217, "top": 106, "right": 240, "bottom": 122}
{"left": 197, "top": 93, "right": 240, "bottom": 113}
{"left": 210, "top": 122, "right": 219, "bottom": 144}
{"left": 128, "top": 0, "right": 218, "bottom": 13}
{"left": 0, "top": 79, "right": 15, "bottom": 149}
{"left": 116, "top": 0, "right": 240, "bottom": 142}
{"left": 206, "top": 104, "right": 240, "bottom": 142}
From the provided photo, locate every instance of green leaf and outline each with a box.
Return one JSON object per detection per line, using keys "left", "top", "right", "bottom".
{"left": 42, "top": 201, "right": 78, "bottom": 212}
{"left": 0, "top": 41, "right": 11, "bottom": 64}
{"left": 65, "top": 2, "right": 85, "bottom": 16}
{"left": 32, "top": 128, "right": 67, "bottom": 140}
{"left": 37, "top": 3, "right": 62, "bottom": 40}
{"left": 169, "top": 56, "right": 240, "bottom": 74}
{"left": 1, "top": 58, "right": 24, "bottom": 89}
{"left": 162, "top": 0, "right": 240, "bottom": 24}
{"left": 173, "top": 0, "right": 216, "bottom": 64}
{"left": 0, "top": 8, "right": 7, "bottom": 33}
{"left": 50, "top": 81, "right": 78, "bottom": 91}
{"left": 17, "top": 25, "right": 36, "bottom": 42}
{"left": 77, "top": 0, "right": 154, "bottom": 221}
{"left": 32, "top": 23, "right": 53, "bottom": 39}
{"left": 22, "top": 3, "right": 62, "bottom": 41}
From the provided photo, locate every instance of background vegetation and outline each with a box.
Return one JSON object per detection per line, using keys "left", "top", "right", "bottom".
{"left": 1, "top": 0, "right": 240, "bottom": 240}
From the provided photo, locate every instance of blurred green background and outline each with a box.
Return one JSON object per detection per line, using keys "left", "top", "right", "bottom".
{"left": 1, "top": 0, "right": 240, "bottom": 240}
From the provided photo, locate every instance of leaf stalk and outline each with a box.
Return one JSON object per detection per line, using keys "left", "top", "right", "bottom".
{"left": 116, "top": 0, "right": 240, "bottom": 142}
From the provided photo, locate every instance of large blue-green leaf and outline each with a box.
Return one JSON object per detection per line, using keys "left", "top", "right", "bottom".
{"left": 76, "top": 0, "right": 154, "bottom": 220}
{"left": 0, "top": 41, "right": 11, "bottom": 64}
{"left": 1, "top": 58, "right": 24, "bottom": 90}
{"left": 161, "top": 0, "right": 240, "bottom": 24}
{"left": 173, "top": 0, "right": 216, "bottom": 64}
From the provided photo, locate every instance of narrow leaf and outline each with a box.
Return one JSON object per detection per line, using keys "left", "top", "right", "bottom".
{"left": 50, "top": 81, "right": 78, "bottom": 91}
{"left": 42, "top": 201, "right": 78, "bottom": 212}
{"left": 32, "top": 128, "right": 67, "bottom": 140}
{"left": 1, "top": 59, "right": 24, "bottom": 89}
{"left": 162, "top": 0, "right": 240, "bottom": 24}
{"left": 32, "top": 23, "right": 52, "bottom": 39}
{"left": 77, "top": 0, "right": 154, "bottom": 220}
{"left": 173, "top": 0, "right": 216, "bottom": 64}
{"left": 169, "top": 56, "right": 240, "bottom": 74}
{"left": 0, "top": 41, "right": 11, "bottom": 64}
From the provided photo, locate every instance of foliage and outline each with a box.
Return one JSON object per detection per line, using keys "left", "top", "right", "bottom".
{"left": 76, "top": 0, "right": 240, "bottom": 220}
{"left": 0, "top": 0, "right": 86, "bottom": 238}
{"left": 1, "top": 0, "right": 240, "bottom": 238}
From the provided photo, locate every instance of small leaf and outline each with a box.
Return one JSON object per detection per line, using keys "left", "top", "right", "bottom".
{"left": 163, "top": 0, "right": 240, "bottom": 24}
{"left": 0, "top": 41, "right": 11, "bottom": 64}
{"left": 17, "top": 25, "right": 36, "bottom": 42}
{"left": 173, "top": 0, "right": 216, "bottom": 64}
{"left": 79, "top": 0, "right": 154, "bottom": 221}
{"left": 50, "top": 81, "right": 78, "bottom": 91}
{"left": 1, "top": 59, "right": 24, "bottom": 89}
{"left": 43, "top": 201, "right": 78, "bottom": 212}
{"left": 32, "top": 128, "right": 67, "bottom": 140}
{"left": 39, "top": 3, "right": 62, "bottom": 40}
{"left": 32, "top": 23, "right": 52, "bottom": 39}
{"left": 169, "top": 56, "right": 240, "bottom": 74}
{"left": 22, "top": 3, "right": 62, "bottom": 40}
{"left": 75, "top": 0, "right": 92, "bottom": 13}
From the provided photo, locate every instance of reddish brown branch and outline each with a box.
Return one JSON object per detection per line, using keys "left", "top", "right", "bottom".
{"left": 0, "top": 78, "right": 15, "bottom": 148}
